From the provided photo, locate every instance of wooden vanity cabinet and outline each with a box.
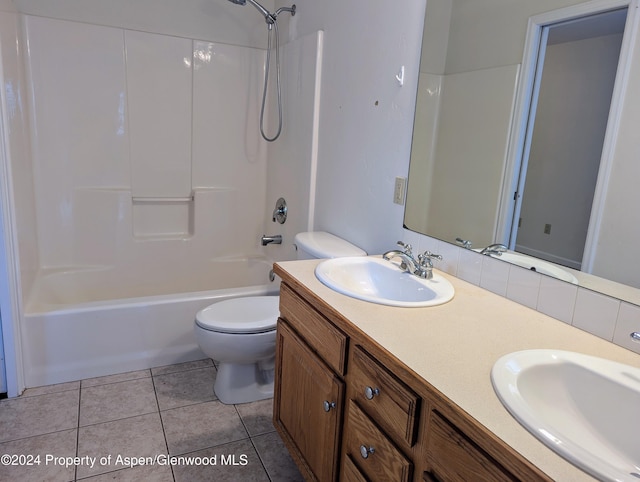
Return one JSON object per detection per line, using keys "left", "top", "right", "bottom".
{"left": 273, "top": 283, "right": 348, "bottom": 481}
{"left": 273, "top": 277, "right": 552, "bottom": 482}
{"left": 274, "top": 320, "right": 344, "bottom": 481}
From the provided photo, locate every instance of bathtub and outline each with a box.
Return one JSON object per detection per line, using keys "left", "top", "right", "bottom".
{"left": 22, "top": 256, "right": 279, "bottom": 387}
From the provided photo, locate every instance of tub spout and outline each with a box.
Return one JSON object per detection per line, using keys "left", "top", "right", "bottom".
{"left": 261, "top": 235, "right": 282, "bottom": 246}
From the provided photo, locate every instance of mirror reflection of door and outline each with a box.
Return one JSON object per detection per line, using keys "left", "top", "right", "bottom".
{"left": 512, "top": 9, "right": 627, "bottom": 270}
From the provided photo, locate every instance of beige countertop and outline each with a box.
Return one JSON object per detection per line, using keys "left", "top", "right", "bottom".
{"left": 275, "top": 258, "right": 640, "bottom": 482}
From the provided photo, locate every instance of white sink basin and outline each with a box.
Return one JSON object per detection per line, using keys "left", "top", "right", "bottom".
{"left": 314, "top": 256, "right": 454, "bottom": 307}
{"left": 491, "top": 349, "right": 640, "bottom": 481}
{"left": 489, "top": 251, "right": 578, "bottom": 284}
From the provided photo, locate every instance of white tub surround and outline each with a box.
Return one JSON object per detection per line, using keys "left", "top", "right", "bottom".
{"left": 25, "top": 16, "right": 268, "bottom": 260}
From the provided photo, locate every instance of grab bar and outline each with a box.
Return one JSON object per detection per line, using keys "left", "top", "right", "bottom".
{"left": 132, "top": 196, "right": 193, "bottom": 203}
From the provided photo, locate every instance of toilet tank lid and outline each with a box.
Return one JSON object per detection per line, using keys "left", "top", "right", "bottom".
{"left": 294, "top": 231, "right": 367, "bottom": 258}
{"left": 195, "top": 296, "right": 279, "bottom": 334}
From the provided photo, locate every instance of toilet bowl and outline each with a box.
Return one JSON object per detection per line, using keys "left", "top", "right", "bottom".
{"left": 194, "top": 296, "right": 280, "bottom": 405}
{"left": 194, "top": 231, "right": 366, "bottom": 404}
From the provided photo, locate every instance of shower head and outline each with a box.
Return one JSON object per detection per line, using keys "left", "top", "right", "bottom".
{"left": 227, "top": 0, "right": 272, "bottom": 21}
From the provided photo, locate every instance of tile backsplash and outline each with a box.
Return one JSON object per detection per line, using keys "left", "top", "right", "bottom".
{"left": 403, "top": 230, "right": 640, "bottom": 355}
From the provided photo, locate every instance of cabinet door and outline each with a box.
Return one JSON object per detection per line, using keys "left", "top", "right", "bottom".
{"left": 425, "top": 410, "right": 517, "bottom": 482}
{"left": 274, "top": 320, "right": 345, "bottom": 482}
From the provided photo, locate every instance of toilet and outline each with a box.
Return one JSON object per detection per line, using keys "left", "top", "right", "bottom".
{"left": 194, "top": 231, "right": 367, "bottom": 404}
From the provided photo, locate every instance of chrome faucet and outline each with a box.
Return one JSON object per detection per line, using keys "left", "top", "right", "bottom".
{"left": 261, "top": 234, "right": 282, "bottom": 246}
{"left": 480, "top": 243, "right": 508, "bottom": 256}
{"left": 382, "top": 246, "right": 419, "bottom": 274}
{"left": 382, "top": 242, "right": 442, "bottom": 279}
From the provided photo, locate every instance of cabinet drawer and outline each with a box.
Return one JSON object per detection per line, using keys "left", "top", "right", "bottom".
{"left": 350, "top": 346, "right": 419, "bottom": 445}
{"left": 280, "top": 283, "right": 348, "bottom": 375}
{"left": 341, "top": 455, "right": 369, "bottom": 482}
{"left": 343, "top": 400, "right": 413, "bottom": 482}
{"left": 425, "top": 410, "right": 516, "bottom": 482}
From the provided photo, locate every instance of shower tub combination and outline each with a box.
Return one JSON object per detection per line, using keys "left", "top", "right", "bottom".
{"left": 22, "top": 256, "right": 278, "bottom": 387}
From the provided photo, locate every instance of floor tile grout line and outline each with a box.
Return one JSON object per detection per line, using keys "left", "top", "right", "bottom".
{"left": 75, "top": 386, "right": 82, "bottom": 482}
{"left": 234, "top": 404, "right": 272, "bottom": 480}
{"left": 157, "top": 396, "right": 224, "bottom": 415}
{"left": 248, "top": 435, "right": 274, "bottom": 482}
{"left": 0, "top": 426, "right": 78, "bottom": 447}
{"left": 151, "top": 368, "right": 217, "bottom": 383}
{"left": 76, "top": 408, "right": 162, "bottom": 430}
{"left": 0, "top": 386, "right": 80, "bottom": 403}
{"left": 171, "top": 435, "right": 254, "bottom": 458}
{"left": 150, "top": 359, "right": 216, "bottom": 378}
{"left": 18, "top": 385, "right": 81, "bottom": 398}
{"left": 150, "top": 372, "right": 177, "bottom": 482}
{"left": 80, "top": 372, "right": 152, "bottom": 390}
{"left": 74, "top": 465, "right": 131, "bottom": 482}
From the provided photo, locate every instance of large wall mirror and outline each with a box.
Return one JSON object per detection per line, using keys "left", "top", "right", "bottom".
{"left": 405, "top": 0, "right": 640, "bottom": 304}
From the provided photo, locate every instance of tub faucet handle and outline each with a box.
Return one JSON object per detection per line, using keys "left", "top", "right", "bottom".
{"left": 272, "top": 198, "right": 287, "bottom": 224}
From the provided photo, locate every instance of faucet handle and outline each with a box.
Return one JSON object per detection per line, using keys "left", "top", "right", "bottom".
{"left": 418, "top": 251, "right": 443, "bottom": 266}
{"left": 272, "top": 197, "right": 287, "bottom": 224}
{"left": 455, "top": 238, "right": 472, "bottom": 249}
{"left": 396, "top": 241, "right": 413, "bottom": 255}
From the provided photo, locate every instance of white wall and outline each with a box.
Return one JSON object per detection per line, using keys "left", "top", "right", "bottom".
{"left": 276, "top": 0, "right": 427, "bottom": 255}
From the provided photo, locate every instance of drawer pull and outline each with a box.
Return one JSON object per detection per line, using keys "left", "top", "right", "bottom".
{"left": 359, "top": 445, "right": 375, "bottom": 459}
{"left": 323, "top": 400, "right": 337, "bottom": 412}
{"left": 364, "top": 386, "right": 380, "bottom": 400}
{"left": 631, "top": 332, "right": 640, "bottom": 342}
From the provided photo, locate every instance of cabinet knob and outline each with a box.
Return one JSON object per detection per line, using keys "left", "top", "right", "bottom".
{"left": 631, "top": 332, "right": 640, "bottom": 342}
{"left": 323, "top": 400, "right": 336, "bottom": 412}
{"left": 359, "top": 445, "right": 375, "bottom": 459}
{"left": 364, "top": 386, "right": 380, "bottom": 400}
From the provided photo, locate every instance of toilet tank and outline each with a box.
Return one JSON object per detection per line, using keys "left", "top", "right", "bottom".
{"left": 294, "top": 232, "right": 367, "bottom": 260}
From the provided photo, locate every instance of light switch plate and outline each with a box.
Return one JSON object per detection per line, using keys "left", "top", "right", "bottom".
{"left": 394, "top": 177, "right": 407, "bottom": 205}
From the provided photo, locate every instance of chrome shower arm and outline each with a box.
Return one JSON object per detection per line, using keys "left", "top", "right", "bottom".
{"left": 274, "top": 5, "right": 296, "bottom": 17}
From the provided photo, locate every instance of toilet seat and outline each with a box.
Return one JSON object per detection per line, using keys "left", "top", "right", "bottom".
{"left": 195, "top": 296, "right": 279, "bottom": 334}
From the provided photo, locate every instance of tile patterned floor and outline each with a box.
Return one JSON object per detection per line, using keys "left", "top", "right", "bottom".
{"left": 0, "top": 359, "right": 304, "bottom": 481}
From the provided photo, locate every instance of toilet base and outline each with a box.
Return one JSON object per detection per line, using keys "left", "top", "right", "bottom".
{"left": 214, "top": 360, "right": 274, "bottom": 405}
